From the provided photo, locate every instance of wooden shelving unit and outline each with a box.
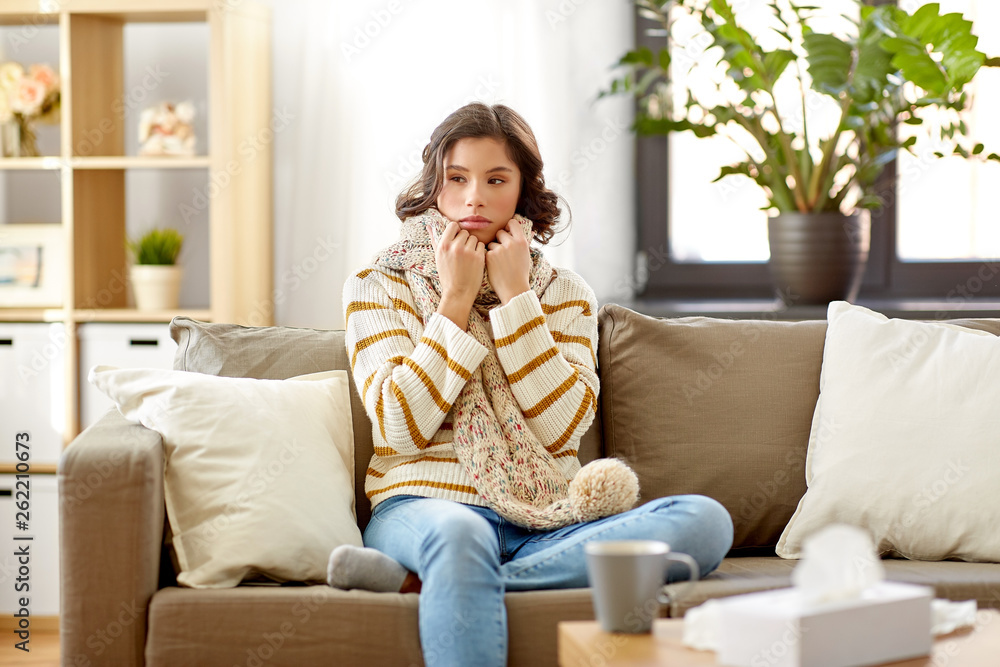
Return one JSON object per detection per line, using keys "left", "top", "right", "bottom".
{"left": 0, "top": 0, "right": 273, "bottom": 452}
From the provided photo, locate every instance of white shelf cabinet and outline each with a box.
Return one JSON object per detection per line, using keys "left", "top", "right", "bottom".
{"left": 77, "top": 322, "right": 178, "bottom": 430}
{"left": 0, "top": 0, "right": 273, "bottom": 459}
{"left": 0, "top": 474, "right": 60, "bottom": 617}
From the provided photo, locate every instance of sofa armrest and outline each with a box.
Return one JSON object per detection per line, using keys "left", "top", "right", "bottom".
{"left": 59, "top": 408, "right": 165, "bottom": 667}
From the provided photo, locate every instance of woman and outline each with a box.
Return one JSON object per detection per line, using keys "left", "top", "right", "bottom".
{"left": 330, "top": 102, "right": 733, "bottom": 666}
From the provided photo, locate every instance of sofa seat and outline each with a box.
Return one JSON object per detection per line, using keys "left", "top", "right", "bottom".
{"left": 145, "top": 585, "right": 596, "bottom": 667}
{"left": 671, "top": 556, "right": 1000, "bottom": 616}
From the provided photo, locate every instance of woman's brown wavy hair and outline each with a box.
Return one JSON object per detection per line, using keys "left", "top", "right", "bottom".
{"left": 395, "top": 103, "right": 566, "bottom": 244}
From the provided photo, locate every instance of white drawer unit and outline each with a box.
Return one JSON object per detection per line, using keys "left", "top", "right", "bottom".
{"left": 0, "top": 473, "right": 60, "bottom": 617}
{"left": 78, "top": 323, "right": 178, "bottom": 429}
{"left": 0, "top": 323, "right": 66, "bottom": 466}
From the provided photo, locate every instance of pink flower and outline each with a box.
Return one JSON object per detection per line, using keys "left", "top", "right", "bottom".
{"left": 11, "top": 77, "right": 46, "bottom": 116}
{"left": 28, "top": 64, "right": 59, "bottom": 95}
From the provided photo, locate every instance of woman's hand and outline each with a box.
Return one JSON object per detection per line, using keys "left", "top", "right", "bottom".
{"left": 429, "top": 220, "right": 486, "bottom": 331}
{"left": 486, "top": 219, "right": 532, "bottom": 306}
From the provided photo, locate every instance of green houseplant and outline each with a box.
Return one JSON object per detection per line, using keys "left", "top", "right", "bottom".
{"left": 126, "top": 227, "right": 185, "bottom": 310}
{"left": 604, "top": 0, "right": 999, "bottom": 304}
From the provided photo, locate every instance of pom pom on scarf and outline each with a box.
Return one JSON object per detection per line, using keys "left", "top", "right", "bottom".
{"left": 568, "top": 458, "right": 640, "bottom": 523}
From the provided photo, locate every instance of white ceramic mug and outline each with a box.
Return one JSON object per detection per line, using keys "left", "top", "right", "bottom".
{"left": 584, "top": 540, "right": 700, "bottom": 633}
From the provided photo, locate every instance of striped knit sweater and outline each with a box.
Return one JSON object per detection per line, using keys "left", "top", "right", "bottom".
{"left": 343, "top": 265, "right": 599, "bottom": 512}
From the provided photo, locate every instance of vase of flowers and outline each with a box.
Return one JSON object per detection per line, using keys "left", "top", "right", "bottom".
{"left": 0, "top": 61, "right": 60, "bottom": 158}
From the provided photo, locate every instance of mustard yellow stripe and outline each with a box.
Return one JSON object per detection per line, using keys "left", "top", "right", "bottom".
{"left": 495, "top": 315, "right": 546, "bottom": 348}
{"left": 546, "top": 385, "right": 595, "bottom": 453}
{"left": 377, "top": 270, "right": 410, "bottom": 287}
{"left": 351, "top": 329, "right": 409, "bottom": 371}
{"left": 400, "top": 455, "right": 460, "bottom": 467}
{"left": 366, "top": 467, "right": 385, "bottom": 478}
{"left": 552, "top": 331, "right": 596, "bottom": 367}
{"left": 508, "top": 347, "right": 559, "bottom": 384}
{"left": 524, "top": 370, "right": 578, "bottom": 418}
{"left": 345, "top": 301, "right": 389, "bottom": 323}
{"left": 362, "top": 370, "right": 378, "bottom": 403}
{"left": 420, "top": 337, "right": 473, "bottom": 381}
{"left": 362, "top": 355, "right": 406, "bottom": 402}
{"left": 542, "top": 300, "right": 592, "bottom": 317}
{"left": 390, "top": 379, "right": 430, "bottom": 449}
{"left": 375, "top": 394, "right": 386, "bottom": 441}
{"left": 373, "top": 444, "right": 401, "bottom": 457}
{"left": 392, "top": 297, "right": 421, "bottom": 321}
{"left": 357, "top": 268, "right": 374, "bottom": 279}
{"left": 367, "top": 479, "right": 480, "bottom": 499}
{"left": 401, "top": 358, "right": 451, "bottom": 413}
{"left": 552, "top": 449, "right": 579, "bottom": 459}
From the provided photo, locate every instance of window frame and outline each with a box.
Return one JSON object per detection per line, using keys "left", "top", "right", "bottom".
{"left": 634, "top": 0, "right": 1000, "bottom": 302}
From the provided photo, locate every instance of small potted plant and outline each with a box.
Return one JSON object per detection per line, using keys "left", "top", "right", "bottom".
{"left": 126, "top": 227, "right": 184, "bottom": 310}
{"left": 603, "top": 0, "right": 999, "bottom": 304}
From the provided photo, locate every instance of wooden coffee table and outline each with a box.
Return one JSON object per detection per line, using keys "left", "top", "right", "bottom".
{"left": 559, "top": 610, "right": 1000, "bottom": 666}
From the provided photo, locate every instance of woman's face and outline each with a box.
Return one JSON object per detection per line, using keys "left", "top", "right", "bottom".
{"left": 435, "top": 137, "right": 522, "bottom": 245}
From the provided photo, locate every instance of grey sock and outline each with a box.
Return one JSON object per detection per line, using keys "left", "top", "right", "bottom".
{"left": 327, "top": 545, "right": 409, "bottom": 592}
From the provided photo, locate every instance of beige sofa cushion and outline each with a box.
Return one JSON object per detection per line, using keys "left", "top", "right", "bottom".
{"left": 89, "top": 365, "right": 362, "bottom": 587}
{"left": 170, "top": 317, "right": 379, "bottom": 530}
{"left": 596, "top": 304, "right": 1000, "bottom": 553}
{"left": 169, "top": 317, "right": 604, "bottom": 531}
{"left": 777, "top": 302, "right": 1000, "bottom": 562}
{"left": 597, "top": 304, "right": 828, "bottom": 550}
{"left": 146, "top": 585, "right": 597, "bottom": 666}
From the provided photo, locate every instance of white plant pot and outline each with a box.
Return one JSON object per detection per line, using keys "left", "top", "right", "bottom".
{"left": 130, "top": 265, "right": 183, "bottom": 310}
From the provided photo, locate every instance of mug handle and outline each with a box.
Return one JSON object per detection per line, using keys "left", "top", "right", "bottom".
{"left": 656, "top": 552, "right": 700, "bottom": 606}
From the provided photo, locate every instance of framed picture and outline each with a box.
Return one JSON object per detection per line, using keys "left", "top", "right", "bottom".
{"left": 0, "top": 223, "right": 64, "bottom": 307}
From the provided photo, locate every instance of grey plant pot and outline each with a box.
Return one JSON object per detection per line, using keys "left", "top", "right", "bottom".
{"left": 767, "top": 211, "right": 871, "bottom": 307}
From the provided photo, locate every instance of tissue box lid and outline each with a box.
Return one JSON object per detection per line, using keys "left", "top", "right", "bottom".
{"left": 717, "top": 582, "right": 933, "bottom": 667}
{"left": 721, "top": 580, "right": 934, "bottom": 618}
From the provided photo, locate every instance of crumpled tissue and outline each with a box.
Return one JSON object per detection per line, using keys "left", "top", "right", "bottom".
{"left": 682, "top": 524, "right": 978, "bottom": 653}
{"left": 931, "top": 598, "right": 978, "bottom": 636}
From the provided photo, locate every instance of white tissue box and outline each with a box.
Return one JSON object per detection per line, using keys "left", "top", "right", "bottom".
{"left": 716, "top": 581, "right": 933, "bottom": 667}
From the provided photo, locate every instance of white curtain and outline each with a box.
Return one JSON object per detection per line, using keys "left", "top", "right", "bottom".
{"left": 265, "top": 0, "right": 635, "bottom": 329}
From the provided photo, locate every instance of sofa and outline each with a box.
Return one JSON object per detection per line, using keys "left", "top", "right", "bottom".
{"left": 58, "top": 303, "right": 1000, "bottom": 666}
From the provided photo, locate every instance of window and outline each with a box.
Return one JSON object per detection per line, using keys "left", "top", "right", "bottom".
{"left": 636, "top": 0, "right": 1000, "bottom": 301}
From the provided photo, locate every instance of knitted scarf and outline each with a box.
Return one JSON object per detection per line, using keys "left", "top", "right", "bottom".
{"left": 373, "top": 207, "right": 638, "bottom": 530}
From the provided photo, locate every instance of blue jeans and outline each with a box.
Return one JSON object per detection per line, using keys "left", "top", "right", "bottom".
{"left": 363, "top": 494, "right": 734, "bottom": 667}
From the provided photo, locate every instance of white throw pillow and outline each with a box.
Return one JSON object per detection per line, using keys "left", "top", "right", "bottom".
{"left": 89, "top": 365, "right": 363, "bottom": 588}
{"left": 776, "top": 301, "right": 1000, "bottom": 562}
